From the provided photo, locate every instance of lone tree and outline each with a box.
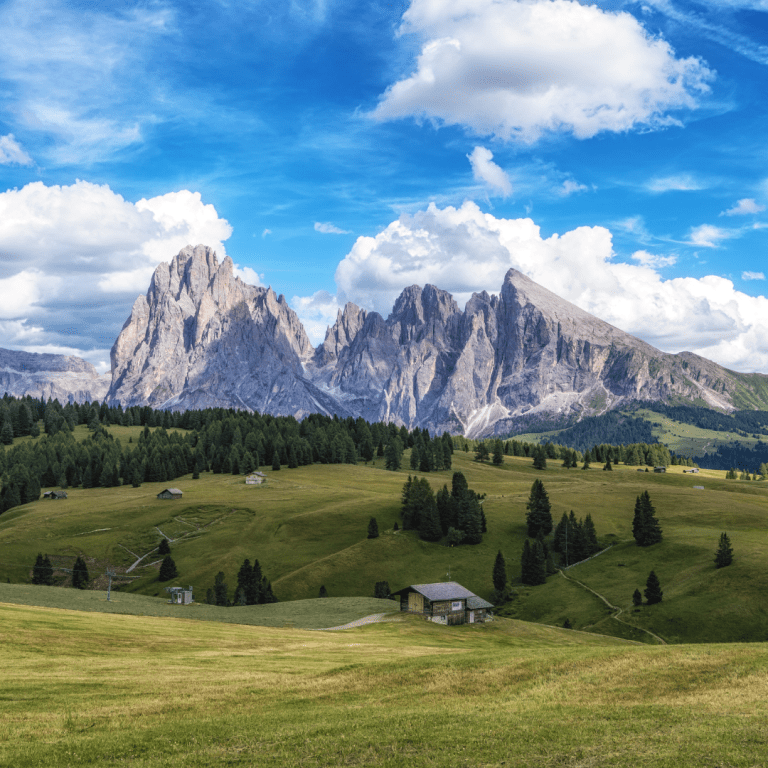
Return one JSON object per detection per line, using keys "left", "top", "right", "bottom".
{"left": 72, "top": 556, "right": 89, "bottom": 589}
{"left": 213, "top": 571, "right": 228, "bottom": 606}
{"left": 367, "top": 517, "right": 380, "bottom": 539}
{"left": 525, "top": 479, "right": 553, "bottom": 538}
{"left": 632, "top": 588, "right": 643, "bottom": 607}
{"left": 714, "top": 532, "right": 734, "bottom": 568}
{"left": 319, "top": 585, "right": 328, "bottom": 598}
{"left": 492, "top": 550, "right": 507, "bottom": 594}
{"left": 158, "top": 538, "right": 171, "bottom": 556}
{"left": 521, "top": 539, "right": 547, "bottom": 586}
{"left": 374, "top": 581, "right": 391, "bottom": 599}
{"left": 632, "top": 491, "right": 663, "bottom": 546}
{"left": 644, "top": 570, "right": 663, "bottom": 605}
{"left": 158, "top": 555, "right": 178, "bottom": 582}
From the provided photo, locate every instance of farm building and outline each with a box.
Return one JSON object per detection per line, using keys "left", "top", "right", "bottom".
{"left": 157, "top": 488, "right": 183, "bottom": 500}
{"left": 245, "top": 472, "right": 266, "bottom": 485}
{"left": 43, "top": 491, "right": 68, "bottom": 499}
{"left": 393, "top": 582, "right": 493, "bottom": 625}
{"left": 653, "top": 466, "right": 667, "bottom": 473}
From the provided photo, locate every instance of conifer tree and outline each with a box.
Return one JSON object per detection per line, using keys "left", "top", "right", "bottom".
{"left": 492, "top": 550, "right": 507, "bottom": 593}
{"left": 214, "top": 571, "right": 228, "bottom": 606}
{"left": 525, "top": 479, "right": 553, "bottom": 538}
{"left": 374, "top": 581, "right": 391, "bottom": 599}
{"left": 72, "top": 556, "right": 89, "bottom": 589}
{"left": 532, "top": 445, "right": 547, "bottom": 470}
{"left": 367, "top": 517, "right": 380, "bottom": 539}
{"left": 272, "top": 450, "right": 281, "bottom": 471}
{"left": 158, "top": 538, "right": 171, "bottom": 556}
{"left": 632, "top": 491, "right": 663, "bottom": 546}
{"left": 492, "top": 440, "right": 503, "bottom": 465}
{"left": 319, "top": 585, "right": 328, "bottom": 597}
{"left": 632, "top": 588, "right": 643, "bottom": 607}
{"left": 521, "top": 539, "right": 547, "bottom": 586}
{"left": 644, "top": 570, "right": 663, "bottom": 604}
{"left": 158, "top": 555, "right": 178, "bottom": 582}
{"left": 714, "top": 532, "right": 733, "bottom": 568}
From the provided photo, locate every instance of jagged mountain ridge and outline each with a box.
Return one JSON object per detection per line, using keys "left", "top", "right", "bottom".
{"left": 0, "top": 348, "right": 110, "bottom": 403}
{"left": 104, "top": 244, "right": 768, "bottom": 437}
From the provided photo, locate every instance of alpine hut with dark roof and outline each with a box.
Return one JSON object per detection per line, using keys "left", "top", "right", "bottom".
{"left": 393, "top": 581, "right": 493, "bottom": 625}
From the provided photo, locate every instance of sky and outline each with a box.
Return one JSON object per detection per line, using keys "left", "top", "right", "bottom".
{"left": 1, "top": 0, "right": 768, "bottom": 375}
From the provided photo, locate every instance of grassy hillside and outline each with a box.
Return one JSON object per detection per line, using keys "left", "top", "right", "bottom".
{"left": 1, "top": 600, "right": 766, "bottom": 767}
{"left": 2, "top": 449, "right": 767, "bottom": 643}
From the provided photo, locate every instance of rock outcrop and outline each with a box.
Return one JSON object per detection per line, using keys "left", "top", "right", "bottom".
{"left": 107, "top": 244, "right": 768, "bottom": 437}
{"left": 0, "top": 348, "right": 110, "bottom": 403}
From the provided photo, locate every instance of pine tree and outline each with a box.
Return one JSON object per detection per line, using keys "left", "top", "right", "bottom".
{"left": 32, "top": 553, "right": 46, "bottom": 585}
{"left": 474, "top": 442, "right": 490, "bottom": 463}
{"left": 492, "top": 550, "right": 507, "bottom": 593}
{"left": 158, "top": 555, "right": 178, "bottom": 582}
{"left": 603, "top": 457, "right": 612, "bottom": 471}
{"left": 158, "top": 538, "right": 171, "bottom": 556}
{"left": 632, "top": 491, "right": 663, "bottom": 546}
{"left": 532, "top": 445, "right": 547, "bottom": 470}
{"left": 492, "top": 441, "right": 503, "bottom": 465}
{"left": 632, "top": 588, "right": 643, "bottom": 607}
{"left": 374, "top": 581, "right": 391, "bottom": 599}
{"left": 214, "top": 571, "right": 228, "bottom": 606}
{"left": 272, "top": 450, "right": 281, "bottom": 471}
{"left": 644, "top": 570, "right": 663, "bottom": 604}
{"left": 319, "top": 585, "right": 328, "bottom": 598}
{"left": 72, "top": 556, "right": 89, "bottom": 589}
{"left": 367, "top": 517, "right": 380, "bottom": 539}
{"left": 521, "top": 539, "right": 547, "bottom": 586}
{"left": 714, "top": 532, "right": 733, "bottom": 568}
{"left": 525, "top": 479, "right": 553, "bottom": 538}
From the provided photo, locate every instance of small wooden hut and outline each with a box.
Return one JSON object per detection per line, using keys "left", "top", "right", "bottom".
{"left": 393, "top": 582, "right": 493, "bottom": 625}
{"left": 157, "top": 488, "right": 183, "bottom": 500}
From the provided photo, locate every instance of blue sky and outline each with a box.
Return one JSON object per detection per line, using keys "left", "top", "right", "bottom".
{"left": 1, "top": 0, "right": 768, "bottom": 374}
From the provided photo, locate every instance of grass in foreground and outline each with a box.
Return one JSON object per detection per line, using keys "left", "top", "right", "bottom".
{"left": 1, "top": 601, "right": 766, "bottom": 768}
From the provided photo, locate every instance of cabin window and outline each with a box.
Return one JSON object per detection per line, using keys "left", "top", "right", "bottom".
{"left": 451, "top": 601, "right": 462, "bottom": 611}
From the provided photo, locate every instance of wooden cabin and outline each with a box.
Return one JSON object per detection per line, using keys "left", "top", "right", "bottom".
{"left": 393, "top": 582, "right": 493, "bottom": 625}
{"left": 43, "top": 490, "right": 68, "bottom": 499}
{"left": 653, "top": 466, "right": 667, "bottom": 473}
{"left": 157, "top": 488, "right": 183, "bottom": 500}
{"left": 245, "top": 472, "right": 266, "bottom": 485}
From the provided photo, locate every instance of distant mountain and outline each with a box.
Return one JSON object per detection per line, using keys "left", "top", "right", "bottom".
{"left": 0, "top": 348, "right": 110, "bottom": 403}
{"left": 106, "top": 245, "right": 768, "bottom": 437}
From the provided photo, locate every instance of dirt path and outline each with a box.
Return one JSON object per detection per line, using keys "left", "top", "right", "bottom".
{"left": 313, "top": 613, "right": 406, "bottom": 631}
{"left": 558, "top": 569, "right": 667, "bottom": 645}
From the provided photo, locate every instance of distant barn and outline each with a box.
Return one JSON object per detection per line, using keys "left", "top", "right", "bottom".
{"left": 43, "top": 491, "right": 68, "bottom": 499}
{"left": 157, "top": 488, "right": 182, "bottom": 500}
{"left": 245, "top": 472, "right": 266, "bottom": 485}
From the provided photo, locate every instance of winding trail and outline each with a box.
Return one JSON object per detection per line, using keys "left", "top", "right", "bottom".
{"left": 559, "top": 569, "right": 667, "bottom": 645}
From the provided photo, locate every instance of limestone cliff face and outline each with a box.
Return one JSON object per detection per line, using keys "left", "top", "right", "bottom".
{"left": 107, "top": 246, "right": 767, "bottom": 436}
{"left": 0, "top": 348, "right": 110, "bottom": 403}
{"left": 107, "top": 245, "right": 341, "bottom": 417}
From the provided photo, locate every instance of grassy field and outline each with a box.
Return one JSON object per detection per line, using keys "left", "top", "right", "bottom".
{"left": 1, "top": 599, "right": 766, "bottom": 767}
{"left": 2, "top": 447, "right": 767, "bottom": 644}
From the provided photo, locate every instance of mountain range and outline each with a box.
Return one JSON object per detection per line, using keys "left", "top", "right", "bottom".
{"left": 5, "top": 244, "right": 768, "bottom": 438}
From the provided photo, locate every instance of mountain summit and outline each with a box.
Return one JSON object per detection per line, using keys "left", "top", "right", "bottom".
{"left": 106, "top": 245, "right": 766, "bottom": 437}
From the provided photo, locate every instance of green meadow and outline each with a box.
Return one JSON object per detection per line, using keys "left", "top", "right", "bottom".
{"left": 1, "top": 599, "right": 766, "bottom": 768}
{"left": 1, "top": 441, "right": 766, "bottom": 644}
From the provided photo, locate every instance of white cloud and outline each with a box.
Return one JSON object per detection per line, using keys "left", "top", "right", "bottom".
{"left": 291, "top": 290, "right": 342, "bottom": 344}
{"left": 688, "top": 224, "right": 733, "bottom": 247}
{"left": 631, "top": 250, "right": 677, "bottom": 268}
{"left": 0, "top": 134, "right": 32, "bottom": 165}
{"left": 233, "top": 264, "right": 264, "bottom": 286}
{"left": 467, "top": 146, "right": 512, "bottom": 197}
{"left": 722, "top": 198, "right": 766, "bottom": 216}
{"left": 333, "top": 200, "right": 768, "bottom": 371}
{"left": 558, "top": 179, "right": 589, "bottom": 197}
{"left": 315, "top": 221, "right": 351, "bottom": 234}
{"left": 372, "top": 0, "right": 713, "bottom": 142}
{"left": 262, "top": 228, "right": 272, "bottom": 238}
{"left": 742, "top": 271, "right": 766, "bottom": 281}
{"left": 0, "top": 180, "right": 232, "bottom": 356}
{"left": 645, "top": 174, "right": 703, "bottom": 193}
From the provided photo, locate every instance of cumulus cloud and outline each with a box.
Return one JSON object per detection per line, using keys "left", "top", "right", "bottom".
{"left": 371, "top": 0, "right": 713, "bottom": 142}
{"left": 645, "top": 174, "right": 704, "bottom": 193}
{"left": 688, "top": 224, "right": 733, "bottom": 247}
{"left": 742, "top": 271, "right": 765, "bottom": 281}
{"left": 233, "top": 265, "right": 264, "bottom": 286}
{"left": 333, "top": 200, "right": 768, "bottom": 371}
{"left": 631, "top": 250, "right": 677, "bottom": 268}
{"left": 291, "top": 290, "right": 342, "bottom": 344}
{"left": 467, "top": 146, "right": 512, "bottom": 197}
{"left": 722, "top": 198, "right": 766, "bottom": 216}
{"left": 0, "top": 134, "right": 33, "bottom": 165}
{"left": 0, "top": 180, "right": 233, "bottom": 363}
{"left": 315, "top": 221, "right": 351, "bottom": 234}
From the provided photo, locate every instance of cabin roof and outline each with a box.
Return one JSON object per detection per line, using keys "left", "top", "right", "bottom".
{"left": 466, "top": 596, "right": 494, "bottom": 609}
{"left": 401, "top": 581, "right": 477, "bottom": 601}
